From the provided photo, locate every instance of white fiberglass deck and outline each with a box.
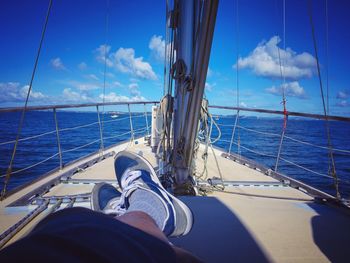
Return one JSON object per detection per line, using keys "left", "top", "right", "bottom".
{"left": 0, "top": 137, "right": 349, "bottom": 262}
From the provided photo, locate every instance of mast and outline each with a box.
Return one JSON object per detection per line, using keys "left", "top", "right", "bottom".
{"left": 171, "top": 0, "right": 218, "bottom": 193}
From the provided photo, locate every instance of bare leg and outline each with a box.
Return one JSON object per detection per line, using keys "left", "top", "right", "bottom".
{"left": 117, "top": 211, "right": 202, "bottom": 262}
{"left": 116, "top": 211, "right": 168, "bottom": 243}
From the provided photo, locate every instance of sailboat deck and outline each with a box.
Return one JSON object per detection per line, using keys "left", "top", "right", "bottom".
{"left": 1, "top": 137, "right": 349, "bottom": 262}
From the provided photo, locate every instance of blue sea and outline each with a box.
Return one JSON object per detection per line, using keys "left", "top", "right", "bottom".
{"left": 1, "top": 110, "right": 349, "bottom": 200}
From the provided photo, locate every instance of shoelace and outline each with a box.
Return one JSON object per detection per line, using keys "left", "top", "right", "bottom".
{"left": 103, "top": 197, "right": 126, "bottom": 216}
{"left": 102, "top": 181, "right": 144, "bottom": 215}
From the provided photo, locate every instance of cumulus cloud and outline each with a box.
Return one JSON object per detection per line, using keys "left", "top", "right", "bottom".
{"left": 0, "top": 82, "right": 47, "bottom": 103}
{"left": 68, "top": 81, "right": 100, "bottom": 91}
{"left": 87, "top": 74, "right": 99, "bottom": 81}
{"left": 235, "top": 36, "right": 316, "bottom": 79}
{"left": 336, "top": 100, "right": 349, "bottom": 107}
{"left": 95, "top": 45, "right": 157, "bottom": 80}
{"left": 99, "top": 92, "right": 130, "bottom": 102}
{"left": 50, "top": 57, "right": 66, "bottom": 70}
{"left": 336, "top": 90, "right": 349, "bottom": 99}
{"left": 240, "top": 102, "right": 247, "bottom": 108}
{"left": 205, "top": 82, "right": 215, "bottom": 92}
{"left": 128, "top": 83, "right": 141, "bottom": 97}
{"left": 207, "top": 68, "right": 213, "bottom": 78}
{"left": 100, "top": 92, "right": 146, "bottom": 103}
{"left": 113, "top": 81, "right": 123, "bottom": 88}
{"left": 78, "top": 62, "right": 87, "bottom": 70}
{"left": 62, "top": 88, "right": 94, "bottom": 102}
{"left": 105, "top": 72, "right": 115, "bottom": 78}
{"left": 95, "top": 45, "right": 113, "bottom": 67}
{"left": 62, "top": 87, "right": 146, "bottom": 104}
{"left": 149, "top": 35, "right": 165, "bottom": 61}
{"left": 335, "top": 90, "right": 349, "bottom": 107}
{"left": 0, "top": 81, "right": 145, "bottom": 105}
{"left": 266, "top": 81, "right": 306, "bottom": 98}
{"left": 149, "top": 35, "right": 175, "bottom": 62}
{"left": 112, "top": 48, "right": 157, "bottom": 80}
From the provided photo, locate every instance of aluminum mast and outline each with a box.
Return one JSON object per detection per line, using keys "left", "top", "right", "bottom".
{"left": 171, "top": 0, "right": 218, "bottom": 193}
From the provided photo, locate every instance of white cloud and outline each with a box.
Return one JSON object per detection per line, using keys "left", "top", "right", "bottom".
{"left": 105, "top": 72, "right": 115, "bottom": 78}
{"left": 113, "top": 81, "right": 123, "bottom": 88}
{"left": 20, "top": 85, "right": 46, "bottom": 99}
{"left": 50, "top": 57, "right": 66, "bottom": 70}
{"left": 112, "top": 48, "right": 157, "bottom": 80}
{"left": 149, "top": 35, "right": 175, "bottom": 63}
{"left": 207, "top": 68, "right": 213, "bottom": 78}
{"left": 0, "top": 82, "right": 47, "bottom": 103}
{"left": 62, "top": 88, "right": 94, "bottom": 102}
{"left": 266, "top": 81, "right": 306, "bottom": 98}
{"left": 336, "top": 100, "right": 349, "bottom": 107}
{"left": 236, "top": 36, "right": 316, "bottom": 79}
{"left": 95, "top": 45, "right": 113, "bottom": 67}
{"left": 87, "top": 74, "right": 99, "bottom": 81}
{"left": 128, "top": 83, "right": 141, "bottom": 97}
{"left": 100, "top": 92, "right": 131, "bottom": 102}
{"left": 68, "top": 81, "right": 100, "bottom": 91}
{"left": 336, "top": 90, "right": 349, "bottom": 99}
{"left": 240, "top": 101, "right": 247, "bottom": 108}
{"left": 205, "top": 82, "right": 216, "bottom": 92}
{"left": 95, "top": 45, "right": 156, "bottom": 80}
{"left": 0, "top": 81, "right": 144, "bottom": 105}
{"left": 78, "top": 62, "right": 87, "bottom": 70}
{"left": 100, "top": 92, "right": 146, "bottom": 103}
{"left": 149, "top": 35, "right": 165, "bottom": 61}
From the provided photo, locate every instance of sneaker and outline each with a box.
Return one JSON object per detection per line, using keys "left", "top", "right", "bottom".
{"left": 91, "top": 183, "right": 125, "bottom": 215}
{"left": 114, "top": 151, "right": 193, "bottom": 237}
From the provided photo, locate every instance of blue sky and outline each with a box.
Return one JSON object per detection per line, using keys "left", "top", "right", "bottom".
{"left": 1, "top": 0, "right": 350, "bottom": 116}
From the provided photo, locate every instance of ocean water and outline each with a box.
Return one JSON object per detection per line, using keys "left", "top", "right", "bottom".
{"left": 0, "top": 110, "right": 349, "bottom": 199}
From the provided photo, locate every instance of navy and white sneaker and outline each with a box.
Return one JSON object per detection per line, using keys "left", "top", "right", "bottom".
{"left": 114, "top": 151, "right": 194, "bottom": 237}
{"left": 91, "top": 183, "right": 125, "bottom": 215}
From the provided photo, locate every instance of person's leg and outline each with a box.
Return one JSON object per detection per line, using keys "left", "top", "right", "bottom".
{"left": 0, "top": 207, "right": 178, "bottom": 263}
{"left": 112, "top": 151, "right": 193, "bottom": 237}
{"left": 116, "top": 211, "right": 202, "bottom": 262}
{"left": 91, "top": 151, "right": 201, "bottom": 261}
{"left": 116, "top": 211, "right": 168, "bottom": 243}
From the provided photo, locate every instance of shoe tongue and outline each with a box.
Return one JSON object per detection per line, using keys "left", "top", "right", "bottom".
{"left": 103, "top": 197, "right": 125, "bottom": 215}
{"left": 122, "top": 170, "right": 142, "bottom": 189}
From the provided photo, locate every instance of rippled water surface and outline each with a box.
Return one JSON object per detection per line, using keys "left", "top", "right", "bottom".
{"left": 1, "top": 111, "right": 349, "bottom": 199}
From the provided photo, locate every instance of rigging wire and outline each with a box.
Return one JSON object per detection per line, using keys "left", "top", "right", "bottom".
{"left": 235, "top": 0, "right": 241, "bottom": 156}
{"left": 1, "top": 0, "right": 53, "bottom": 199}
{"left": 100, "top": 0, "right": 110, "bottom": 154}
{"left": 164, "top": 0, "right": 171, "bottom": 95}
{"left": 274, "top": 0, "right": 288, "bottom": 171}
{"left": 163, "top": 0, "right": 177, "bottom": 165}
{"left": 307, "top": 0, "right": 340, "bottom": 200}
{"left": 324, "top": 0, "right": 332, "bottom": 179}
{"left": 325, "top": 0, "right": 329, "bottom": 115}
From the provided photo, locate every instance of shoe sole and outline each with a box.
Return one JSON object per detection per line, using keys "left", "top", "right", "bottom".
{"left": 114, "top": 151, "right": 193, "bottom": 236}
{"left": 91, "top": 183, "right": 121, "bottom": 212}
{"left": 91, "top": 183, "right": 106, "bottom": 212}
